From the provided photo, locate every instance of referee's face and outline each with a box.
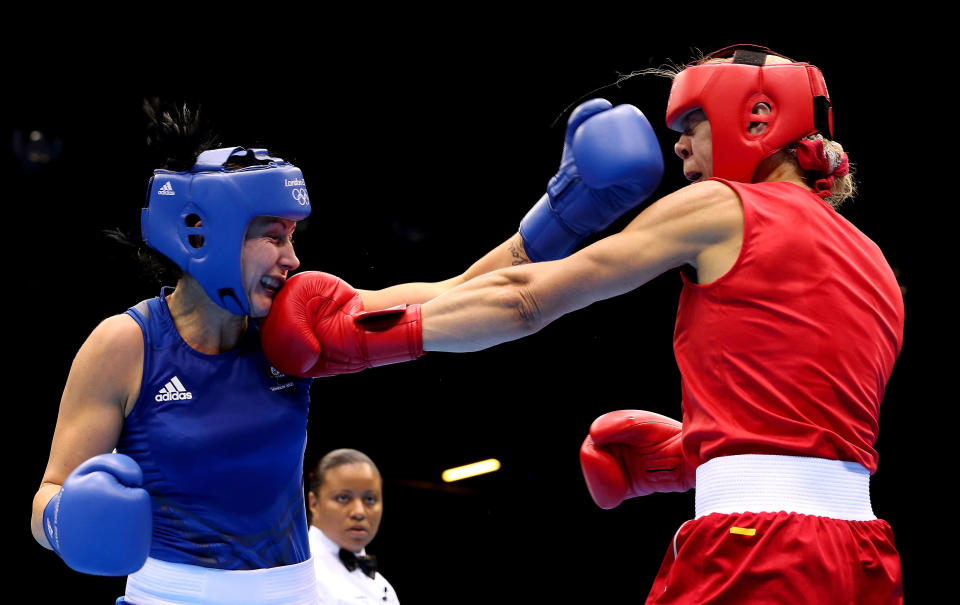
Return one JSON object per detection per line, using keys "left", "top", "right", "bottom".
{"left": 310, "top": 462, "right": 384, "bottom": 553}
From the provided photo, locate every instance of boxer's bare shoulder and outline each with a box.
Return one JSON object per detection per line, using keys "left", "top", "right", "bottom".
{"left": 66, "top": 313, "right": 144, "bottom": 419}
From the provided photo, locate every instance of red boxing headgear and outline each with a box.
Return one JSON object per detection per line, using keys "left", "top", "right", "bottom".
{"left": 665, "top": 45, "right": 834, "bottom": 183}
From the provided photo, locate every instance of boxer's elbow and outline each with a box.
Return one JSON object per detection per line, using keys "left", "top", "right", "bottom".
{"left": 489, "top": 270, "right": 547, "bottom": 336}
{"left": 512, "top": 285, "right": 546, "bottom": 334}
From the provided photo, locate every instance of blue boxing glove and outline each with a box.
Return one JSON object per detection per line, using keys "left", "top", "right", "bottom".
{"left": 520, "top": 98, "right": 664, "bottom": 262}
{"left": 43, "top": 453, "right": 152, "bottom": 576}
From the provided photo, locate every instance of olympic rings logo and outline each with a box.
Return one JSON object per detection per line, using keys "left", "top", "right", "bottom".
{"left": 291, "top": 188, "right": 310, "bottom": 205}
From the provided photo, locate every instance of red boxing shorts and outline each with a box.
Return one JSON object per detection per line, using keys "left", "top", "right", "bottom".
{"left": 646, "top": 455, "right": 903, "bottom": 604}
{"left": 646, "top": 511, "right": 902, "bottom": 604}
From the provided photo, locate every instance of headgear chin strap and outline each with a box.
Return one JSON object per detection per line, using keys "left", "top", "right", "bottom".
{"left": 665, "top": 44, "right": 834, "bottom": 183}
{"left": 141, "top": 147, "right": 312, "bottom": 315}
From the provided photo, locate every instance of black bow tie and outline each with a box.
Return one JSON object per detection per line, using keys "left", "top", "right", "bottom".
{"left": 339, "top": 548, "right": 378, "bottom": 579}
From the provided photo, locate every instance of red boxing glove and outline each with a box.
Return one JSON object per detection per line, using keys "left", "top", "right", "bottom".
{"left": 579, "top": 409, "right": 694, "bottom": 509}
{"left": 260, "top": 271, "right": 423, "bottom": 378}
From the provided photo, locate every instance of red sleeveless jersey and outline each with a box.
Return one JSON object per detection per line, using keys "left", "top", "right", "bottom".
{"left": 673, "top": 180, "right": 904, "bottom": 473}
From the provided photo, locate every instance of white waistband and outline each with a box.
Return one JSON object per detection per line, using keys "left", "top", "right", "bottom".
{"left": 124, "top": 557, "right": 319, "bottom": 605}
{"left": 695, "top": 454, "right": 876, "bottom": 521}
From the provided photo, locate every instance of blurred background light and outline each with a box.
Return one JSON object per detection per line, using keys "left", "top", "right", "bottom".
{"left": 442, "top": 458, "right": 501, "bottom": 482}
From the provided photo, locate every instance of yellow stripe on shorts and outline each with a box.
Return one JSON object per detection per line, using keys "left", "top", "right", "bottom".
{"left": 729, "top": 526, "right": 757, "bottom": 536}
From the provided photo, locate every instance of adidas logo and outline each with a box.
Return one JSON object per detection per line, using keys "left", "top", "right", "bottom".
{"left": 155, "top": 376, "right": 193, "bottom": 402}
{"left": 157, "top": 181, "right": 176, "bottom": 196}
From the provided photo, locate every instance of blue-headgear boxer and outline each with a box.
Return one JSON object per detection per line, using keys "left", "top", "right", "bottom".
{"left": 141, "top": 147, "right": 312, "bottom": 315}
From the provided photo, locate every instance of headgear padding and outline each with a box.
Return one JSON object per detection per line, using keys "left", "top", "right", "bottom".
{"left": 141, "top": 147, "right": 312, "bottom": 315}
{"left": 665, "top": 45, "right": 833, "bottom": 183}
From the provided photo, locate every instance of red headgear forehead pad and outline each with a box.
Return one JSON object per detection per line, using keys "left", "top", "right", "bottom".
{"left": 665, "top": 45, "right": 833, "bottom": 183}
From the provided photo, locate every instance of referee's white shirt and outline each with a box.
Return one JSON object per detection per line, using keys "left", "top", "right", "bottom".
{"left": 309, "top": 526, "right": 400, "bottom": 605}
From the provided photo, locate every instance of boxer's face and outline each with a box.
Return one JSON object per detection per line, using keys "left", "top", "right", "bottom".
{"left": 242, "top": 216, "right": 300, "bottom": 318}
{"left": 310, "top": 462, "right": 383, "bottom": 553}
{"left": 674, "top": 109, "right": 712, "bottom": 183}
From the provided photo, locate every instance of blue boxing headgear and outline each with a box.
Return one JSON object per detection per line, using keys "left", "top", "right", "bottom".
{"left": 141, "top": 147, "right": 312, "bottom": 315}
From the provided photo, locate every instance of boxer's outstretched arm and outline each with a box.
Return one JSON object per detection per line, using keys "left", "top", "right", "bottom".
{"left": 420, "top": 180, "right": 743, "bottom": 352}
{"left": 357, "top": 233, "right": 531, "bottom": 310}
{"left": 258, "top": 181, "right": 732, "bottom": 378}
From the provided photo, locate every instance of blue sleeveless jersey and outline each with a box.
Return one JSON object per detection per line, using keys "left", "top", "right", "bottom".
{"left": 116, "top": 293, "right": 313, "bottom": 570}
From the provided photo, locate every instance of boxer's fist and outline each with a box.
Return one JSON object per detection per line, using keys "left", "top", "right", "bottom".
{"left": 43, "top": 454, "right": 152, "bottom": 576}
{"left": 520, "top": 99, "right": 664, "bottom": 261}
{"left": 580, "top": 410, "right": 693, "bottom": 509}
{"left": 260, "top": 271, "right": 423, "bottom": 378}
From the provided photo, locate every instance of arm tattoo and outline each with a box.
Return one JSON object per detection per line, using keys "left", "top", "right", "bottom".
{"left": 508, "top": 239, "right": 531, "bottom": 266}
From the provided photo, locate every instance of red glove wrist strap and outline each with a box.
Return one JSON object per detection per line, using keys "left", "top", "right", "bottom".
{"left": 354, "top": 304, "right": 424, "bottom": 366}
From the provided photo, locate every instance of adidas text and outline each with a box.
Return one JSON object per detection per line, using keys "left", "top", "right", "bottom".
{"left": 155, "top": 376, "right": 193, "bottom": 402}
{"left": 155, "top": 391, "right": 193, "bottom": 402}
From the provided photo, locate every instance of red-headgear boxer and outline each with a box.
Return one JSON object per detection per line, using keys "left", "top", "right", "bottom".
{"left": 665, "top": 44, "right": 834, "bottom": 183}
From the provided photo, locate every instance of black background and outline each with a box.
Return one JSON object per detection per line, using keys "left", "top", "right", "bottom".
{"left": 6, "top": 16, "right": 936, "bottom": 604}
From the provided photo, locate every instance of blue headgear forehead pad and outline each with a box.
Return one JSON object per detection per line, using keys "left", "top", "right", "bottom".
{"left": 141, "top": 147, "right": 312, "bottom": 315}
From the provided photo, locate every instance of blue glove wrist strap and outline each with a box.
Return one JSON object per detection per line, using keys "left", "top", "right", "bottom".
{"left": 519, "top": 194, "right": 582, "bottom": 262}
{"left": 42, "top": 490, "right": 63, "bottom": 554}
